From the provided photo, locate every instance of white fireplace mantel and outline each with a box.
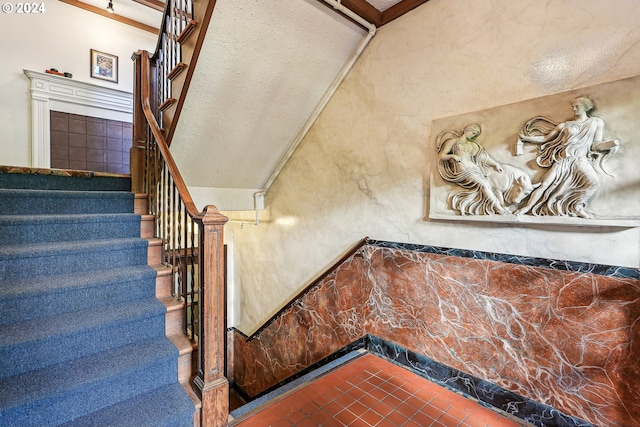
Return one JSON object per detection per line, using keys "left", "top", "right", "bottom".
{"left": 24, "top": 69, "right": 134, "bottom": 168}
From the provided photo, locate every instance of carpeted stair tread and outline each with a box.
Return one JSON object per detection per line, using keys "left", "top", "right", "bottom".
{"left": 0, "top": 338, "right": 179, "bottom": 427}
{"left": 0, "top": 188, "right": 133, "bottom": 198}
{"left": 0, "top": 169, "right": 130, "bottom": 191}
{"left": 58, "top": 382, "right": 195, "bottom": 427}
{"left": 0, "top": 213, "right": 141, "bottom": 244}
{"left": 0, "top": 213, "right": 140, "bottom": 225}
{"left": 0, "top": 297, "right": 167, "bottom": 378}
{"left": 0, "top": 188, "right": 134, "bottom": 214}
{"left": 0, "top": 266, "right": 156, "bottom": 325}
{"left": 0, "top": 337, "right": 177, "bottom": 409}
{"left": 0, "top": 237, "right": 147, "bottom": 259}
{"left": 0, "top": 265, "right": 153, "bottom": 296}
{"left": 0, "top": 238, "right": 148, "bottom": 279}
{"left": 0, "top": 170, "right": 194, "bottom": 426}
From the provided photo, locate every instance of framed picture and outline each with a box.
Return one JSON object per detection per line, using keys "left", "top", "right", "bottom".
{"left": 90, "top": 49, "right": 118, "bottom": 83}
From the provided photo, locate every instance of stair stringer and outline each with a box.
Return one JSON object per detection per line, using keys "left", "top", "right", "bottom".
{"left": 136, "top": 194, "right": 201, "bottom": 427}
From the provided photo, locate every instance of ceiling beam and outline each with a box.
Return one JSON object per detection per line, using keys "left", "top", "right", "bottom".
{"left": 58, "top": 0, "right": 159, "bottom": 34}
{"left": 320, "top": 0, "right": 430, "bottom": 28}
{"left": 132, "top": 0, "right": 164, "bottom": 12}
{"left": 381, "top": 0, "right": 429, "bottom": 26}
{"left": 338, "top": 0, "right": 382, "bottom": 26}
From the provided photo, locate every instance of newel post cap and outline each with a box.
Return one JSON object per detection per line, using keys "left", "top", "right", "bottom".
{"left": 198, "top": 204, "right": 228, "bottom": 226}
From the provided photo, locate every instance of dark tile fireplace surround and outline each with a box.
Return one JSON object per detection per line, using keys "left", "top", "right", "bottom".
{"left": 229, "top": 240, "right": 640, "bottom": 427}
{"left": 50, "top": 111, "right": 132, "bottom": 174}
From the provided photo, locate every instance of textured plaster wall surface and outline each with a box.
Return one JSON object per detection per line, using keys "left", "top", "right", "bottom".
{"left": 225, "top": 0, "right": 640, "bottom": 333}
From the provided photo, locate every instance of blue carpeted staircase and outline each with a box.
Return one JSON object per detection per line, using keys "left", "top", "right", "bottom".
{"left": 0, "top": 169, "right": 195, "bottom": 427}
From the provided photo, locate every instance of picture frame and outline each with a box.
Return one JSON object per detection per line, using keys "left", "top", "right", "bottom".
{"left": 90, "top": 49, "right": 118, "bottom": 83}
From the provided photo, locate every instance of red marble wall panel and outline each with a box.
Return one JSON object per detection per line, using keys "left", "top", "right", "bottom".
{"left": 232, "top": 255, "right": 370, "bottom": 396}
{"left": 231, "top": 244, "right": 640, "bottom": 427}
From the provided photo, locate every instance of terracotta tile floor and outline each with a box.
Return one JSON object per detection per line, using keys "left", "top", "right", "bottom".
{"left": 231, "top": 353, "right": 531, "bottom": 427}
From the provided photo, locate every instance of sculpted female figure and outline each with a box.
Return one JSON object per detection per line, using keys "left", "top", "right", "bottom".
{"left": 437, "top": 123, "right": 509, "bottom": 215}
{"left": 515, "top": 96, "right": 619, "bottom": 218}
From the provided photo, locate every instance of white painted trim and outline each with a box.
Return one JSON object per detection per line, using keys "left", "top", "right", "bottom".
{"left": 23, "top": 70, "right": 134, "bottom": 168}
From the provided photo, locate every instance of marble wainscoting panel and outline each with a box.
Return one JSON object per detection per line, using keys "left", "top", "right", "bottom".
{"left": 362, "top": 243, "right": 640, "bottom": 427}
{"left": 231, "top": 241, "right": 640, "bottom": 427}
{"left": 368, "top": 337, "right": 592, "bottom": 427}
{"left": 231, "top": 253, "right": 371, "bottom": 398}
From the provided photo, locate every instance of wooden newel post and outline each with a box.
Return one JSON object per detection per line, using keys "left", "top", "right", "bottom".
{"left": 130, "top": 50, "right": 150, "bottom": 194}
{"left": 193, "top": 205, "right": 229, "bottom": 427}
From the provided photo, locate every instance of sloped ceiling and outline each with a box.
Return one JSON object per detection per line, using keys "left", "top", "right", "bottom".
{"left": 65, "top": 0, "right": 427, "bottom": 210}
{"left": 171, "top": 0, "right": 429, "bottom": 210}
{"left": 171, "top": 0, "right": 368, "bottom": 208}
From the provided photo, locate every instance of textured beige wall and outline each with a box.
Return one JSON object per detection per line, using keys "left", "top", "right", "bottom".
{"left": 0, "top": 2, "right": 156, "bottom": 167}
{"left": 226, "top": 0, "right": 640, "bottom": 333}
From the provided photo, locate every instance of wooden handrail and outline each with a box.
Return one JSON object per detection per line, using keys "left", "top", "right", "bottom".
{"left": 131, "top": 1, "right": 229, "bottom": 425}
{"left": 138, "top": 47, "right": 230, "bottom": 427}
{"left": 140, "top": 51, "right": 200, "bottom": 218}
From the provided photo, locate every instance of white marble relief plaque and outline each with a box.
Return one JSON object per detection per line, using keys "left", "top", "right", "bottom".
{"left": 429, "top": 74, "right": 640, "bottom": 227}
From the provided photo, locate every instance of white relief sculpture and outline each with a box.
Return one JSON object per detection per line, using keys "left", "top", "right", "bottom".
{"left": 486, "top": 164, "right": 537, "bottom": 209}
{"left": 515, "top": 96, "right": 619, "bottom": 219}
{"left": 436, "top": 123, "right": 535, "bottom": 215}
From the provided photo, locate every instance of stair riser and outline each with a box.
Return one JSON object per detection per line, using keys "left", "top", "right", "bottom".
{"left": 140, "top": 215, "right": 154, "bottom": 238}
{"left": 156, "top": 268, "right": 174, "bottom": 298}
{"left": 2, "top": 357, "right": 176, "bottom": 427}
{"left": 0, "top": 312, "right": 166, "bottom": 379}
{"left": 0, "top": 218, "right": 141, "bottom": 245}
{"left": 0, "top": 191, "right": 134, "bottom": 215}
{"left": 134, "top": 194, "right": 148, "bottom": 215}
{"left": 177, "top": 350, "right": 197, "bottom": 384}
{"left": 166, "top": 306, "right": 186, "bottom": 336}
{"left": 0, "top": 242, "right": 148, "bottom": 280}
{"left": 0, "top": 274, "right": 156, "bottom": 326}
{"left": 148, "top": 239, "right": 162, "bottom": 264}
